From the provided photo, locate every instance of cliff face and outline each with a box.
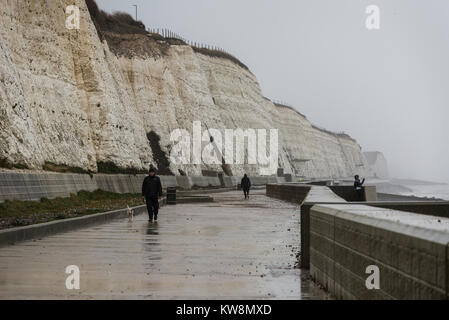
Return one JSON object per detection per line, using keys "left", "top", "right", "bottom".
{"left": 275, "top": 105, "right": 370, "bottom": 178}
{"left": 364, "top": 152, "right": 389, "bottom": 179}
{"left": 0, "top": 0, "right": 370, "bottom": 178}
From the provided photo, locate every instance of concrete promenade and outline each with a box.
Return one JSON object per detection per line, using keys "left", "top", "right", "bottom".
{"left": 0, "top": 189, "right": 330, "bottom": 300}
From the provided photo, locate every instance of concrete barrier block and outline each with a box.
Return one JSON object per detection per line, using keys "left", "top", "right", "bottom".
{"left": 46, "top": 185, "right": 70, "bottom": 199}
{"left": 28, "top": 174, "right": 48, "bottom": 200}
{"left": 136, "top": 175, "right": 148, "bottom": 193}
{"left": 266, "top": 177, "right": 278, "bottom": 184}
{"left": 64, "top": 174, "right": 78, "bottom": 194}
{"left": 310, "top": 205, "right": 337, "bottom": 286}
{"left": 251, "top": 176, "right": 270, "bottom": 186}
{"left": 122, "top": 175, "right": 132, "bottom": 193}
{"left": 2, "top": 173, "right": 26, "bottom": 187}
{"left": 106, "top": 175, "right": 119, "bottom": 193}
{"left": 127, "top": 176, "right": 138, "bottom": 194}
{"left": 122, "top": 175, "right": 135, "bottom": 193}
{"left": 311, "top": 206, "right": 335, "bottom": 238}
{"left": 334, "top": 262, "right": 392, "bottom": 300}
{"left": 310, "top": 237, "right": 335, "bottom": 284}
{"left": 85, "top": 175, "right": 98, "bottom": 192}
{"left": 113, "top": 175, "right": 124, "bottom": 193}
{"left": 333, "top": 263, "right": 359, "bottom": 300}
{"left": 0, "top": 174, "right": 7, "bottom": 187}
{"left": 137, "top": 175, "right": 147, "bottom": 192}
{"left": 73, "top": 174, "right": 96, "bottom": 192}
{"left": 190, "top": 176, "right": 221, "bottom": 188}
{"left": 176, "top": 176, "right": 192, "bottom": 189}
{"left": 93, "top": 174, "right": 108, "bottom": 191}
{"left": 160, "top": 176, "right": 177, "bottom": 188}
{"left": 44, "top": 176, "right": 67, "bottom": 198}
{"left": 107, "top": 175, "right": 117, "bottom": 192}
{"left": 330, "top": 185, "right": 377, "bottom": 202}
{"left": 0, "top": 173, "right": 28, "bottom": 201}
{"left": 310, "top": 204, "right": 449, "bottom": 299}
{"left": 276, "top": 177, "right": 286, "bottom": 184}
{"left": 341, "top": 221, "right": 371, "bottom": 258}
{"left": 310, "top": 253, "right": 335, "bottom": 294}
{"left": 123, "top": 175, "right": 134, "bottom": 193}
{"left": 364, "top": 186, "right": 378, "bottom": 201}
{"left": 112, "top": 175, "right": 123, "bottom": 193}
{"left": 0, "top": 185, "right": 29, "bottom": 201}
{"left": 223, "top": 177, "right": 233, "bottom": 188}
{"left": 97, "top": 175, "right": 110, "bottom": 192}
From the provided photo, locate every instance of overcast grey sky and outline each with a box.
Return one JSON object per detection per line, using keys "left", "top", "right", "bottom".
{"left": 96, "top": 0, "right": 449, "bottom": 183}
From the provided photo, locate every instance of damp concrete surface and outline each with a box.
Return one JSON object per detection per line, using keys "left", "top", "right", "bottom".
{"left": 0, "top": 189, "right": 331, "bottom": 300}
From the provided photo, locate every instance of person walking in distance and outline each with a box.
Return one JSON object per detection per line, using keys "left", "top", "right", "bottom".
{"left": 142, "top": 168, "right": 163, "bottom": 222}
{"left": 241, "top": 174, "right": 251, "bottom": 199}
{"left": 354, "top": 175, "right": 365, "bottom": 201}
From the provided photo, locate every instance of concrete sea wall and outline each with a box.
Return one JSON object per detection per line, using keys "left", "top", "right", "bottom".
{"left": 0, "top": 171, "right": 287, "bottom": 202}
{"left": 266, "top": 183, "right": 312, "bottom": 204}
{"left": 266, "top": 183, "right": 449, "bottom": 299}
{"left": 310, "top": 204, "right": 449, "bottom": 299}
{"left": 267, "top": 183, "right": 349, "bottom": 268}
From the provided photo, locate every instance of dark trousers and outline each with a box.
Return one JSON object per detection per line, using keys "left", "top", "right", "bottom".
{"left": 146, "top": 197, "right": 159, "bottom": 220}
{"left": 243, "top": 188, "right": 250, "bottom": 198}
{"left": 356, "top": 189, "right": 364, "bottom": 202}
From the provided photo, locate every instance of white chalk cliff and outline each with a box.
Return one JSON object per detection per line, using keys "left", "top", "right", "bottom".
{"left": 364, "top": 152, "right": 389, "bottom": 179}
{"left": 0, "top": 0, "right": 371, "bottom": 178}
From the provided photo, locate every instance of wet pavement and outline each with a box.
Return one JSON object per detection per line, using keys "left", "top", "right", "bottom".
{"left": 0, "top": 189, "right": 331, "bottom": 300}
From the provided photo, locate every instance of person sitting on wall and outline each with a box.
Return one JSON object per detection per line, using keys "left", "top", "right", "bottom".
{"left": 142, "top": 167, "right": 163, "bottom": 222}
{"left": 354, "top": 175, "right": 366, "bottom": 201}
{"left": 241, "top": 174, "right": 251, "bottom": 200}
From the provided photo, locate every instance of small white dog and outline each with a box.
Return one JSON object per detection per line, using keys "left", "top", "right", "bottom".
{"left": 127, "top": 205, "right": 134, "bottom": 222}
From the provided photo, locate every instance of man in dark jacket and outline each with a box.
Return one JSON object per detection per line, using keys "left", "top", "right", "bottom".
{"left": 354, "top": 175, "right": 365, "bottom": 201}
{"left": 241, "top": 174, "right": 251, "bottom": 199}
{"left": 142, "top": 168, "right": 163, "bottom": 222}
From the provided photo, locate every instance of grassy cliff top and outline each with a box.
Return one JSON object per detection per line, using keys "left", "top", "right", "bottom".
{"left": 85, "top": 0, "right": 249, "bottom": 70}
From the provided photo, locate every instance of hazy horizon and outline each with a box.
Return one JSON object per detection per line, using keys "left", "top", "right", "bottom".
{"left": 96, "top": 0, "right": 449, "bottom": 184}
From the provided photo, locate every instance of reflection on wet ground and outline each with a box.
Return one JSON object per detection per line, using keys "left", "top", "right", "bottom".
{"left": 0, "top": 189, "right": 331, "bottom": 300}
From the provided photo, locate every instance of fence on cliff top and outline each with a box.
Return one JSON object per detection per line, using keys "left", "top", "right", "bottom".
{"left": 147, "top": 27, "right": 234, "bottom": 56}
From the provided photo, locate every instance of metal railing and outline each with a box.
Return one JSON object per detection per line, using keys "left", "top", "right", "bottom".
{"left": 147, "top": 27, "right": 231, "bottom": 54}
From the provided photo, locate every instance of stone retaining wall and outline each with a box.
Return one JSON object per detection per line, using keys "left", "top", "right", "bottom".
{"left": 0, "top": 172, "right": 98, "bottom": 202}
{"left": 266, "top": 183, "right": 449, "bottom": 299}
{"left": 0, "top": 172, "right": 282, "bottom": 202}
{"left": 310, "top": 204, "right": 449, "bottom": 300}
{"left": 302, "top": 200, "right": 449, "bottom": 270}
{"left": 266, "top": 183, "right": 312, "bottom": 204}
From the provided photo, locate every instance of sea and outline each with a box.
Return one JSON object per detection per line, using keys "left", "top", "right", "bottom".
{"left": 371, "top": 178, "right": 449, "bottom": 201}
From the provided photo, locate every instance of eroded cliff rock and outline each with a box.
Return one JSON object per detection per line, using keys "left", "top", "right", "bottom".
{"left": 0, "top": 0, "right": 370, "bottom": 178}
{"left": 364, "top": 151, "right": 389, "bottom": 179}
